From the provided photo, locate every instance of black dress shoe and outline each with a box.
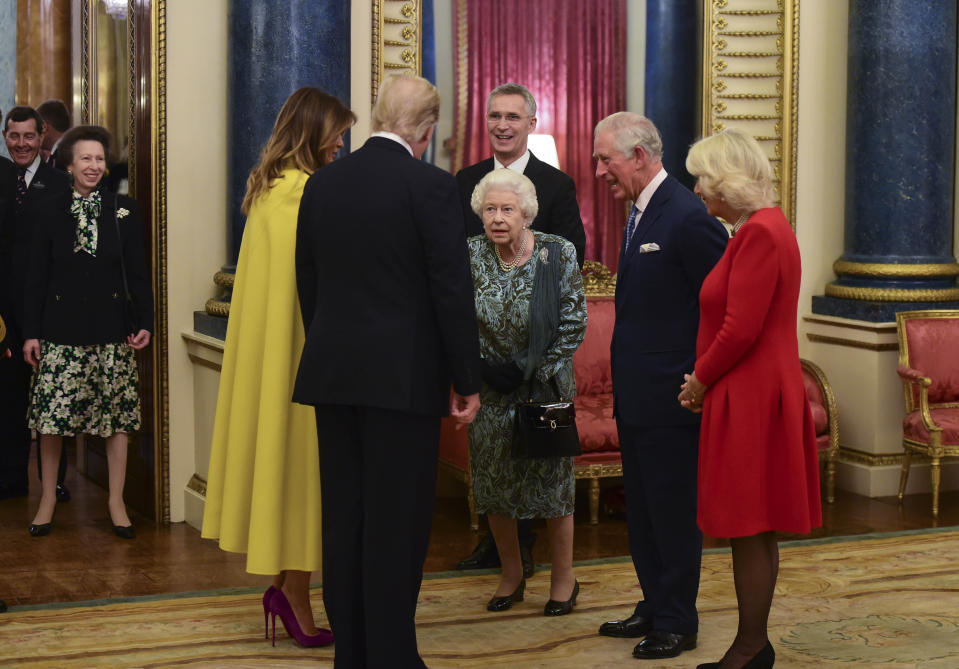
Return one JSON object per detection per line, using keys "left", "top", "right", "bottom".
{"left": 0, "top": 600, "right": 7, "bottom": 613}
{"left": 632, "top": 630, "right": 697, "bottom": 659}
{"left": 486, "top": 579, "right": 525, "bottom": 611}
{"left": 55, "top": 483, "right": 71, "bottom": 502}
{"left": 698, "top": 641, "right": 774, "bottom": 669}
{"left": 29, "top": 522, "right": 52, "bottom": 537}
{"left": 544, "top": 580, "right": 579, "bottom": 616}
{"left": 114, "top": 524, "right": 136, "bottom": 539}
{"left": 458, "top": 533, "right": 500, "bottom": 570}
{"left": 598, "top": 612, "right": 653, "bottom": 638}
{"left": 520, "top": 532, "right": 536, "bottom": 578}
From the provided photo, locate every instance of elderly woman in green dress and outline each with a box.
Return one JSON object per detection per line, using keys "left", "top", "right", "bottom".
{"left": 467, "top": 168, "right": 587, "bottom": 616}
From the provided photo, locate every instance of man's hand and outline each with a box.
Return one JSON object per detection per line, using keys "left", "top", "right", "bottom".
{"left": 450, "top": 392, "right": 481, "bottom": 428}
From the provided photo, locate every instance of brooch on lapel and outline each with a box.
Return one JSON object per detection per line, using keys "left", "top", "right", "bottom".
{"left": 117, "top": 208, "right": 130, "bottom": 219}
{"left": 538, "top": 247, "right": 549, "bottom": 264}
{"left": 639, "top": 242, "right": 661, "bottom": 253}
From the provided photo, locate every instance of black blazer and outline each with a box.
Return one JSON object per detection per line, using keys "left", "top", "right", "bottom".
{"left": 455, "top": 152, "right": 587, "bottom": 267}
{"left": 23, "top": 189, "right": 154, "bottom": 345}
{"left": 294, "top": 137, "right": 481, "bottom": 416}
{"left": 0, "top": 160, "right": 69, "bottom": 344}
{"left": 611, "top": 175, "right": 728, "bottom": 428}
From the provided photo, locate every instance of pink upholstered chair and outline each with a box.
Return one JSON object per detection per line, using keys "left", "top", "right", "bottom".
{"left": 800, "top": 359, "right": 838, "bottom": 503}
{"left": 895, "top": 309, "right": 959, "bottom": 517}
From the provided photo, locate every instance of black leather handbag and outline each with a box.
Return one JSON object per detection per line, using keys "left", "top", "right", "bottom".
{"left": 512, "top": 395, "right": 581, "bottom": 459}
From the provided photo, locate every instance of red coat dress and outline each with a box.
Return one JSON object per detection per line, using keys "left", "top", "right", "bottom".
{"left": 694, "top": 207, "right": 821, "bottom": 538}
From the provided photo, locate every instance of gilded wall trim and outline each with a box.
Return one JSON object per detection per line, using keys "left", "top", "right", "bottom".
{"left": 833, "top": 260, "right": 959, "bottom": 278}
{"left": 806, "top": 333, "right": 899, "bottom": 352}
{"left": 371, "top": 0, "right": 422, "bottom": 103}
{"left": 702, "top": 0, "right": 799, "bottom": 226}
{"left": 840, "top": 446, "right": 924, "bottom": 467}
{"left": 187, "top": 474, "right": 207, "bottom": 497}
{"left": 824, "top": 284, "right": 959, "bottom": 302}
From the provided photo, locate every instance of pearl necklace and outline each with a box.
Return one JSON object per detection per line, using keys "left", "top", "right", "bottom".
{"left": 495, "top": 229, "right": 530, "bottom": 272}
{"left": 731, "top": 212, "right": 751, "bottom": 236}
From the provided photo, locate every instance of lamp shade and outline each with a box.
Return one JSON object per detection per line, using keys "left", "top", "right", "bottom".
{"left": 527, "top": 134, "right": 559, "bottom": 169}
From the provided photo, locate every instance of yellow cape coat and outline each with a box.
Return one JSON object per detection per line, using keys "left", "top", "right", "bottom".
{"left": 201, "top": 169, "right": 321, "bottom": 574}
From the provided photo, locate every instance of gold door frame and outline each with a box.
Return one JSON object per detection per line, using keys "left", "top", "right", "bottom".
{"left": 372, "top": 0, "right": 423, "bottom": 102}
{"left": 702, "top": 0, "right": 799, "bottom": 226}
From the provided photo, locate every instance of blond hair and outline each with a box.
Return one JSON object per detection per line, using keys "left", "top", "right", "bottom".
{"left": 685, "top": 128, "right": 775, "bottom": 212}
{"left": 241, "top": 87, "right": 355, "bottom": 215}
{"left": 371, "top": 74, "right": 440, "bottom": 145}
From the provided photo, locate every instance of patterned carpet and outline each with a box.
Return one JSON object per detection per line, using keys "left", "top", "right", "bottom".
{"left": 2, "top": 529, "right": 959, "bottom": 668}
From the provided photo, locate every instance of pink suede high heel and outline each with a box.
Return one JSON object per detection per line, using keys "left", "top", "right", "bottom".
{"left": 268, "top": 588, "right": 334, "bottom": 648}
{"left": 262, "top": 586, "right": 277, "bottom": 639}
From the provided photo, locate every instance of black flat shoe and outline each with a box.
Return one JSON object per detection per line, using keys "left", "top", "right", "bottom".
{"left": 598, "top": 611, "right": 652, "bottom": 638}
{"left": 633, "top": 630, "right": 697, "bottom": 659}
{"left": 459, "top": 533, "right": 501, "bottom": 570}
{"left": 29, "top": 522, "right": 52, "bottom": 537}
{"left": 486, "top": 579, "right": 525, "bottom": 611}
{"left": 113, "top": 524, "right": 136, "bottom": 539}
{"left": 544, "top": 580, "right": 579, "bottom": 616}
{"left": 697, "top": 641, "right": 775, "bottom": 669}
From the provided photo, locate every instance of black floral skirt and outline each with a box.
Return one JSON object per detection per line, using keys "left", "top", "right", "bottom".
{"left": 27, "top": 341, "right": 141, "bottom": 437}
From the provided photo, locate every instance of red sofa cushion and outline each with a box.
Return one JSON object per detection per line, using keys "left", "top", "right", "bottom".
{"left": 574, "top": 393, "right": 617, "bottom": 452}
{"left": 574, "top": 298, "right": 614, "bottom": 395}
{"left": 903, "top": 407, "right": 959, "bottom": 444}
{"left": 905, "top": 317, "right": 959, "bottom": 404}
{"left": 801, "top": 367, "right": 829, "bottom": 438}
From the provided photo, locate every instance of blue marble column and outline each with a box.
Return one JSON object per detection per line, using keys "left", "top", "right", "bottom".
{"left": 196, "top": 0, "right": 350, "bottom": 338}
{"left": 227, "top": 0, "right": 350, "bottom": 265}
{"left": 644, "top": 0, "right": 699, "bottom": 190}
{"left": 0, "top": 0, "right": 16, "bottom": 160}
{"left": 812, "top": 0, "right": 959, "bottom": 322}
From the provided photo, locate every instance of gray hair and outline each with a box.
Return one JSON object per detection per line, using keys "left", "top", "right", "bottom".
{"left": 371, "top": 74, "right": 440, "bottom": 145}
{"left": 470, "top": 168, "right": 539, "bottom": 222}
{"left": 594, "top": 111, "right": 663, "bottom": 161}
{"left": 686, "top": 128, "right": 775, "bottom": 212}
{"left": 486, "top": 82, "right": 537, "bottom": 117}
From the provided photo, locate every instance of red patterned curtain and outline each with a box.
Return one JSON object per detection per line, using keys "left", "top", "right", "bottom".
{"left": 452, "top": 0, "right": 627, "bottom": 269}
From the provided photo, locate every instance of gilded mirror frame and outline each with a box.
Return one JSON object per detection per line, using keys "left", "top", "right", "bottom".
{"left": 702, "top": 0, "right": 799, "bottom": 226}
{"left": 77, "top": 0, "right": 169, "bottom": 523}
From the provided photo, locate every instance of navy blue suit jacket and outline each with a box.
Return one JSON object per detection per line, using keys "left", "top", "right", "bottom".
{"left": 611, "top": 174, "right": 728, "bottom": 428}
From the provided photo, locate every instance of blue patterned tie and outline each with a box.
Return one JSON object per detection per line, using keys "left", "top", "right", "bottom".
{"left": 15, "top": 167, "right": 27, "bottom": 207}
{"left": 624, "top": 205, "right": 639, "bottom": 250}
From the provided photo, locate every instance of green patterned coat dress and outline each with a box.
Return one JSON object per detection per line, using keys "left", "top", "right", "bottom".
{"left": 467, "top": 232, "right": 587, "bottom": 519}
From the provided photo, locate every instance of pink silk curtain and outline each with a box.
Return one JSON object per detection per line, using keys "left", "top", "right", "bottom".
{"left": 452, "top": 0, "right": 627, "bottom": 270}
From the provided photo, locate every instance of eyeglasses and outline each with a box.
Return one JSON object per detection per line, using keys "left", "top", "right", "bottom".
{"left": 486, "top": 112, "right": 529, "bottom": 125}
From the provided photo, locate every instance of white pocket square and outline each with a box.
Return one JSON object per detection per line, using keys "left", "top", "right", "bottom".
{"left": 639, "top": 242, "right": 661, "bottom": 253}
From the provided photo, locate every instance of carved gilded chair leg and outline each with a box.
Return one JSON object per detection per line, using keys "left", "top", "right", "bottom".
{"left": 930, "top": 456, "right": 941, "bottom": 517}
{"left": 588, "top": 478, "right": 600, "bottom": 525}
{"left": 826, "top": 450, "right": 837, "bottom": 504}
{"left": 898, "top": 450, "right": 912, "bottom": 502}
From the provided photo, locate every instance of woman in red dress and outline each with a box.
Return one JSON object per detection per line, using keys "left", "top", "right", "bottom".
{"left": 679, "top": 129, "right": 821, "bottom": 669}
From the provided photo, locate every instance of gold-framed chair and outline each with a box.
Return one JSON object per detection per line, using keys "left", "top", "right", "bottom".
{"left": 895, "top": 309, "right": 959, "bottom": 516}
{"left": 800, "top": 358, "right": 839, "bottom": 503}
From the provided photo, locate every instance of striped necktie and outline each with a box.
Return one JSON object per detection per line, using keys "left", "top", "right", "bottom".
{"left": 15, "top": 167, "right": 27, "bottom": 207}
{"left": 624, "top": 205, "right": 640, "bottom": 250}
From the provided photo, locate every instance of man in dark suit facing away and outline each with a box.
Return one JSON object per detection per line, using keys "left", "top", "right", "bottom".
{"left": 454, "top": 82, "right": 587, "bottom": 577}
{"left": 294, "top": 74, "right": 482, "bottom": 669}
{"left": 455, "top": 82, "right": 586, "bottom": 267}
{"left": 593, "top": 112, "right": 728, "bottom": 661}
{"left": 0, "top": 106, "right": 70, "bottom": 502}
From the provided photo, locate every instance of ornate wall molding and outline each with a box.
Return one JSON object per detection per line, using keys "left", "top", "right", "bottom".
{"left": 371, "top": 0, "right": 421, "bottom": 102}
{"left": 702, "top": 0, "right": 799, "bottom": 225}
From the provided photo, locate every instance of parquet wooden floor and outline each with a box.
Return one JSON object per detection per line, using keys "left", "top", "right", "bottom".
{"left": 1, "top": 445, "right": 956, "bottom": 608}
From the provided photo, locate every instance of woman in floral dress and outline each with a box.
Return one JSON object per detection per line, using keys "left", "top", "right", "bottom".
{"left": 23, "top": 125, "right": 153, "bottom": 539}
{"left": 467, "top": 168, "right": 587, "bottom": 615}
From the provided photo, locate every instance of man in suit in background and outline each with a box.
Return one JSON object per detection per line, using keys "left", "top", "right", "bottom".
{"left": 0, "top": 107, "right": 70, "bottom": 502}
{"left": 593, "top": 112, "right": 727, "bottom": 661}
{"left": 456, "top": 82, "right": 586, "bottom": 267}
{"left": 454, "top": 82, "right": 587, "bottom": 578}
{"left": 294, "top": 74, "right": 481, "bottom": 669}
{"left": 37, "top": 99, "right": 71, "bottom": 171}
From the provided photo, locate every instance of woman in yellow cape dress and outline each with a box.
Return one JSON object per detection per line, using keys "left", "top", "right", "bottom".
{"left": 202, "top": 87, "right": 355, "bottom": 646}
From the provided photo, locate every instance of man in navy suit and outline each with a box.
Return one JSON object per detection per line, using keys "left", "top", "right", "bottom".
{"left": 0, "top": 107, "right": 70, "bottom": 502}
{"left": 593, "top": 112, "right": 727, "bottom": 661}
{"left": 295, "top": 74, "right": 481, "bottom": 669}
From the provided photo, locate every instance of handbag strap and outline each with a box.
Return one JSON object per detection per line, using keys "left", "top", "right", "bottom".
{"left": 111, "top": 192, "right": 133, "bottom": 304}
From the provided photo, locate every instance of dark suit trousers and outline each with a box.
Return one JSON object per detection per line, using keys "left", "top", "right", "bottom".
{"left": 0, "top": 354, "right": 32, "bottom": 492}
{"left": 618, "top": 423, "right": 702, "bottom": 634}
{"left": 314, "top": 405, "right": 441, "bottom": 669}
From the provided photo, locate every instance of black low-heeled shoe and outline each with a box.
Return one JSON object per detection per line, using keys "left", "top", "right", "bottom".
{"left": 486, "top": 579, "right": 525, "bottom": 611}
{"left": 28, "top": 522, "right": 52, "bottom": 537}
{"left": 113, "top": 524, "right": 136, "bottom": 539}
{"left": 544, "top": 580, "right": 579, "bottom": 616}
{"left": 697, "top": 640, "right": 775, "bottom": 669}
